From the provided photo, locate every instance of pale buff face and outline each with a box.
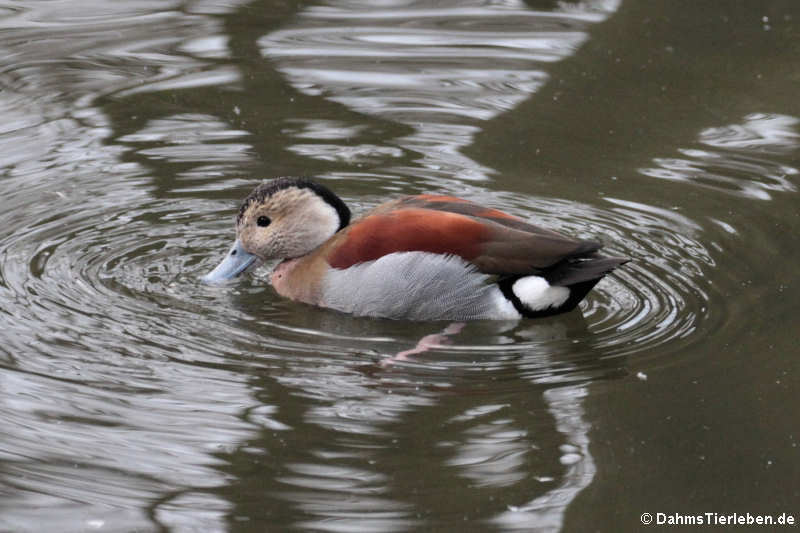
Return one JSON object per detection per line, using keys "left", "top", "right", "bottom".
{"left": 236, "top": 186, "right": 340, "bottom": 260}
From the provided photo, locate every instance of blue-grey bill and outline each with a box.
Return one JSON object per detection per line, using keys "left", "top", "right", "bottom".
{"left": 202, "top": 239, "right": 260, "bottom": 284}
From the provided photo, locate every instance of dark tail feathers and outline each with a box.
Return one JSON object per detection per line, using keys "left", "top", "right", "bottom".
{"left": 542, "top": 255, "right": 629, "bottom": 314}
{"left": 497, "top": 255, "right": 629, "bottom": 318}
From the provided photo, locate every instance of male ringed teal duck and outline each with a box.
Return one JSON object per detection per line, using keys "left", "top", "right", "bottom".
{"left": 204, "top": 177, "right": 629, "bottom": 320}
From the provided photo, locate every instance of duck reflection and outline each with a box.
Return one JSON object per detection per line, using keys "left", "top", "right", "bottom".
{"left": 216, "top": 280, "right": 622, "bottom": 531}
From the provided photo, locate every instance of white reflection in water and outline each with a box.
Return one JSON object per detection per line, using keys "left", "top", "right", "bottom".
{"left": 179, "top": 35, "right": 231, "bottom": 59}
{"left": 700, "top": 113, "right": 800, "bottom": 152}
{"left": 266, "top": 365, "right": 437, "bottom": 531}
{"left": 278, "top": 463, "right": 418, "bottom": 533}
{"left": 445, "top": 420, "right": 532, "bottom": 488}
{"left": 118, "top": 113, "right": 250, "bottom": 146}
{"left": 114, "top": 67, "right": 242, "bottom": 97}
{"left": 492, "top": 386, "right": 593, "bottom": 531}
{"left": 260, "top": 0, "right": 619, "bottom": 181}
{"left": 283, "top": 118, "right": 367, "bottom": 140}
{"left": 0, "top": 361, "right": 254, "bottom": 533}
{"left": 641, "top": 113, "right": 800, "bottom": 200}
{"left": 117, "top": 113, "right": 256, "bottom": 189}
{"left": 288, "top": 143, "right": 404, "bottom": 164}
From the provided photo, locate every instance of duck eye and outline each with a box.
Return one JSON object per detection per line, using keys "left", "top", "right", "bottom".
{"left": 257, "top": 216, "right": 271, "bottom": 227}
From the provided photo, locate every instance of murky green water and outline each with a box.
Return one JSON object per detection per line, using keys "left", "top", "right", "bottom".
{"left": 1, "top": 1, "right": 798, "bottom": 531}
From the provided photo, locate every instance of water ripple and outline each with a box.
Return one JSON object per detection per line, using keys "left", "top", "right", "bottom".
{"left": 260, "top": 0, "right": 619, "bottom": 181}
{"left": 641, "top": 113, "right": 799, "bottom": 200}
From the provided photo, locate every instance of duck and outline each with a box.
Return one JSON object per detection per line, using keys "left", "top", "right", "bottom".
{"left": 203, "top": 177, "right": 629, "bottom": 320}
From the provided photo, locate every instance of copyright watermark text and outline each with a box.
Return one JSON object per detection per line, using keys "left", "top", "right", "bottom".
{"left": 640, "top": 512, "right": 795, "bottom": 526}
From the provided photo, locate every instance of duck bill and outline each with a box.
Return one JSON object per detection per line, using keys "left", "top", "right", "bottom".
{"left": 202, "top": 239, "right": 261, "bottom": 284}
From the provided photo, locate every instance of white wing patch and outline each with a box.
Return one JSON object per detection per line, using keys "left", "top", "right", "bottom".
{"left": 322, "top": 252, "right": 521, "bottom": 320}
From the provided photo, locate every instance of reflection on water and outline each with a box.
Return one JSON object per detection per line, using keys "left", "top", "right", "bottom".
{"left": 492, "top": 386, "right": 593, "bottom": 532}
{"left": 641, "top": 113, "right": 799, "bottom": 200}
{"left": 117, "top": 113, "right": 255, "bottom": 191}
{"left": 1, "top": 0, "right": 799, "bottom": 532}
{"left": 260, "top": 0, "right": 619, "bottom": 182}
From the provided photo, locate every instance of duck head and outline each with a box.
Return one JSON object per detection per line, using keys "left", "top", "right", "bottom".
{"left": 203, "top": 177, "right": 350, "bottom": 283}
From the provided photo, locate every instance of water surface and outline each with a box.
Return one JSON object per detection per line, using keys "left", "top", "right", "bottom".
{"left": 1, "top": 0, "right": 798, "bottom": 532}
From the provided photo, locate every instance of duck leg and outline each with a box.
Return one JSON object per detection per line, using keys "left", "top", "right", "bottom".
{"left": 382, "top": 322, "right": 465, "bottom": 366}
